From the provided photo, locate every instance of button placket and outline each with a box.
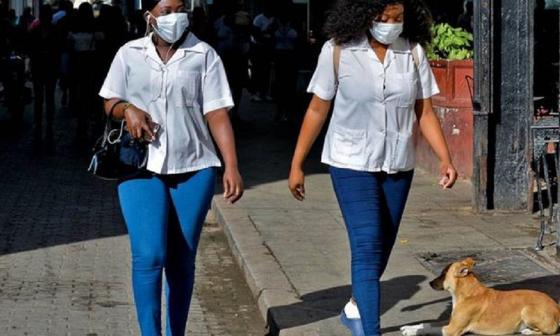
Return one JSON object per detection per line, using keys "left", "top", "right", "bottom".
{"left": 159, "top": 66, "right": 168, "bottom": 173}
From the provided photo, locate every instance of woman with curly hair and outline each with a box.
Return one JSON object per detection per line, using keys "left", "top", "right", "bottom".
{"left": 288, "top": 1, "right": 457, "bottom": 335}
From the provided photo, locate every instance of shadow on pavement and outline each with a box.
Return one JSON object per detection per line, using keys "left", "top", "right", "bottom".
{"left": 267, "top": 275, "right": 426, "bottom": 332}
{"left": 0, "top": 108, "right": 129, "bottom": 257}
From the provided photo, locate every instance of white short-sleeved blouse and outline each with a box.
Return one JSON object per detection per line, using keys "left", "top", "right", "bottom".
{"left": 99, "top": 32, "right": 234, "bottom": 175}
{"left": 307, "top": 36, "right": 440, "bottom": 173}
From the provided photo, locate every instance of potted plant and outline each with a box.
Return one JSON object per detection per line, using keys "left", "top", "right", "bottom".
{"left": 427, "top": 23, "right": 474, "bottom": 107}
{"left": 415, "top": 23, "right": 475, "bottom": 179}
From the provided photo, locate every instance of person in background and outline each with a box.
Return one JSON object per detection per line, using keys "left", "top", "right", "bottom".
{"left": 214, "top": 1, "right": 251, "bottom": 127}
{"left": 28, "top": 4, "right": 61, "bottom": 152}
{"left": 0, "top": 7, "right": 9, "bottom": 98}
{"left": 272, "top": 7, "right": 298, "bottom": 124}
{"left": 7, "top": 9, "right": 16, "bottom": 27}
{"left": 96, "top": 4, "right": 127, "bottom": 131}
{"left": 128, "top": 9, "right": 148, "bottom": 40}
{"left": 289, "top": 1, "right": 457, "bottom": 335}
{"left": 213, "top": 3, "right": 234, "bottom": 55}
{"left": 18, "top": 7, "right": 35, "bottom": 32}
{"left": 191, "top": 6, "right": 214, "bottom": 44}
{"left": 1, "top": 6, "right": 26, "bottom": 131}
{"left": 68, "top": 2, "right": 104, "bottom": 146}
{"left": 54, "top": 0, "right": 74, "bottom": 107}
{"left": 250, "top": 1, "right": 275, "bottom": 102}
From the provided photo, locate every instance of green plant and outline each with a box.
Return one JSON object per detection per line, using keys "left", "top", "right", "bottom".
{"left": 427, "top": 23, "right": 474, "bottom": 61}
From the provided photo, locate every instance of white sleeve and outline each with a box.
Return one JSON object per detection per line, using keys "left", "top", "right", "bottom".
{"left": 415, "top": 44, "right": 440, "bottom": 99}
{"left": 306, "top": 41, "right": 336, "bottom": 101}
{"left": 203, "top": 49, "right": 234, "bottom": 114}
{"left": 99, "top": 48, "right": 127, "bottom": 100}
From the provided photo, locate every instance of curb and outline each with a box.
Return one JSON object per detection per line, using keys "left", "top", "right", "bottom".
{"left": 211, "top": 197, "right": 310, "bottom": 335}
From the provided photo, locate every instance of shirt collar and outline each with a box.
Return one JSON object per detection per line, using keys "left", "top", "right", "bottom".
{"left": 176, "top": 32, "right": 206, "bottom": 53}
{"left": 127, "top": 32, "right": 205, "bottom": 53}
{"left": 346, "top": 35, "right": 371, "bottom": 50}
{"left": 127, "top": 32, "right": 205, "bottom": 66}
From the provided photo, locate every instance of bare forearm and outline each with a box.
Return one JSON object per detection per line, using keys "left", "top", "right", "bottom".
{"left": 104, "top": 98, "right": 128, "bottom": 120}
{"left": 291, "top": 98, "right": 331, "bottom": 168}
{"left": 418, "top": 108, "right": 452, "bottom": 164}
{"left": 207, "top": 109, "right": 238, "bottom": 169}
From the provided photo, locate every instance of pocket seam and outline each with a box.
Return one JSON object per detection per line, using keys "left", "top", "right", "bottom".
{"left": 331, "top": 126, "right": 367, "bottom": 166}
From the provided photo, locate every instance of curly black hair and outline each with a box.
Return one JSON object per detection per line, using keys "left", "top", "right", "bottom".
{"left": 324, "top": 0, "right": 433, "bottom": 46}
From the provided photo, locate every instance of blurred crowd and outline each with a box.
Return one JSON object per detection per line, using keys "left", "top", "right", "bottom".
{"left": 0, "top": 0, "right": 320, "bottom": 154}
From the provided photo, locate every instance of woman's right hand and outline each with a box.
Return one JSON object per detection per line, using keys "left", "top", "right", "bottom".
{"left": 124, "top": 105, "right": 155, "bottom": 141}
{"left": 288, "top": 166, "right": 306, "bottom": 201}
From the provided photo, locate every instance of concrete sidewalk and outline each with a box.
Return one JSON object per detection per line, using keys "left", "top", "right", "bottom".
{"left": 212, "top": 97, "right": 560, "bottom": 336}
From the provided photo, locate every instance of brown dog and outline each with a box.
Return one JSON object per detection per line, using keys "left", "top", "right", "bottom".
{"left": 401, "top": 258, "right": 560, "bottom": 336}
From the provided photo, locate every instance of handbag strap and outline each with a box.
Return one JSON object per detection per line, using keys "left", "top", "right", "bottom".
{"left": 101, "top": 100, "right": 128, "bottom": 146}
{"left": 106, "top": 120, "right": 126, "bottom": 145}
{"left": 100, "top": 117, "right": 112, "bottom": 147}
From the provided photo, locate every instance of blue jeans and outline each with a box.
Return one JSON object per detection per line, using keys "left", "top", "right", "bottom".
{"left": 118, "top": 168, "right": 216, "bottom": 336}
{"left": 329, "top": 166, "right": 414, "bottom": 336}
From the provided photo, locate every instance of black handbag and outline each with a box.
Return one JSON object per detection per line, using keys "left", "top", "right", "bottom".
{"left": 88, "top": 117, "right": 148, "bottom": 180}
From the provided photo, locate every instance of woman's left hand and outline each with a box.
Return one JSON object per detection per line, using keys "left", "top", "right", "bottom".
{"left": 439, "top": 161, "right": 458, "bottom": 189}
{"left": 223, "top": 167, "right": 244, "bottom": 204}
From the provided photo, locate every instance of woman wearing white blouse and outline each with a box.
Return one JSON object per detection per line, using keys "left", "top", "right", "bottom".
{"left": 98, "top": 0, "right": 243, "bottom": 334}
{"left": 289, "top": 1, "right": 457, "bottom": 335}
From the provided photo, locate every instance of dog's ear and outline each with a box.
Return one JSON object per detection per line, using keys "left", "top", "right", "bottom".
{"left": 456, "top": 266, "right": 470, "bottom": 277}
{"left": 464, "top": 257, "right": 476, "bottom": 268}
{"left": 455, "top": 258, "right": 476, "bottom": 277}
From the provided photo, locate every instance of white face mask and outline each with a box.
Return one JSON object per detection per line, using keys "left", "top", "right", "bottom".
{"left": 148, "top": 12, "right": 190, "bottom": 43}
{"left": 369, "top": 22, "right": 403, "bottom": 45}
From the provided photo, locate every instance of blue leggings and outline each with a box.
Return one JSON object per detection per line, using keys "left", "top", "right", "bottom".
{"left": 329, "top": 167, "right": 413, "bottom": 336}
{"left": 118, "top": 168, "right": 216, "bottom": 336}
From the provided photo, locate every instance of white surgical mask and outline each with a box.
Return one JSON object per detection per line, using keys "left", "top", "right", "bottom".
{"left": 369, "top": 21, "right": 403, "bottom": 45}
{"left": 148, "top": 12, "right": 189, "bottom": 43}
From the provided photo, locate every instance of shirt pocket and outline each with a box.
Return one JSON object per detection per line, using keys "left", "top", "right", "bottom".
{"left": 395, "top": 72, "right": 418, "bottom": 107}
{"left": 387, "top": 130, "right": 414, "bottom": 170}
{"left": 331, "top": 126, "right": 367, "bottom": 166}
{"left": 175, "top": 70, "right": 201, "bottom": 107}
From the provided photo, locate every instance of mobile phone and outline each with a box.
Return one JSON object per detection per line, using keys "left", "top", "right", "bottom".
{"left": 142, "top": 122, "right": 160, "bottom": 143}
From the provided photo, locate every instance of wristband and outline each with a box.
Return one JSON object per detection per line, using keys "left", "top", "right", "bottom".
{"left": 109, "top": 99, "right": 127, "bottom": 119}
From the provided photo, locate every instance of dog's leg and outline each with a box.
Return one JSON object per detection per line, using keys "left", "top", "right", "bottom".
{"left": 401, "top": 323, "right": 443, "bottom": 336}
{"left": 442, "top": 317, "right": 471, "bottom": 336}
{"left": 521, "top": 306, "right": 556, "bottom": 335}
{"left": 442, "top": 325, "right": 468, "bottom": 336}
{"left": 440, "top": 306, "right": 475, "bottom": 336}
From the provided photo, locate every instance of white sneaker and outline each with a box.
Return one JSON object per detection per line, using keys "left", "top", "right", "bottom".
{"left": 339, "top": 299, "right": 364, "bottom": 336}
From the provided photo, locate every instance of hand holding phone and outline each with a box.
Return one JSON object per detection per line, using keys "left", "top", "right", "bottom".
{"left": 142, "top": 121, "right": 160, "bottom": 143}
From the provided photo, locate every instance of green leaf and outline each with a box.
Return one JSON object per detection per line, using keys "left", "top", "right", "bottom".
{"left": 427, "top": 23, "right": 474, "bottom": 60}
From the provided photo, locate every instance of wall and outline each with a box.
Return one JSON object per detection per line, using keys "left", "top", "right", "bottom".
{"left": 415, "top": 60, "right": 474, "bottom": 180}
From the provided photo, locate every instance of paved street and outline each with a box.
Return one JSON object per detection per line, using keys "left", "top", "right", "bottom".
{"left": 213, "top": 94, "right": 560, "bottom": 335}
{"left": 0, "top": 101, "right": 266, "bottom": 335}
{"left": 2, "top": 87, "right": 559, "bottom": 336}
